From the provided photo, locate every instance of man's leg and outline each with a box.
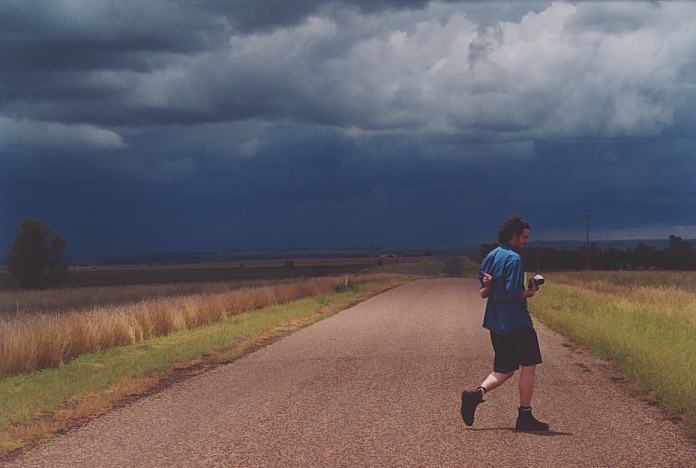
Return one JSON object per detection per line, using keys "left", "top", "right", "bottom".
{"left": 519, "top": 365, "right": 535, "bottom": 406}
{"left": 462, "top": 330, "right": 519, "bottom": 426}
{"left": 461, "top": 371, "right": 514, "bottom": 426}
{"left": 480, "top": 371, "right": 515, "bottom": 393}
{"left": 516, "top": 364, "right": 549, "bottom": 431}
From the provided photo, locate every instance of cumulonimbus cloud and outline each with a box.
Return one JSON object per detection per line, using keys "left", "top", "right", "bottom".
{"left": 119, "top": 1, "right": 696, "bottom": 140}
{"left": 3, "top": 1, "right": 696, "bottom": 142}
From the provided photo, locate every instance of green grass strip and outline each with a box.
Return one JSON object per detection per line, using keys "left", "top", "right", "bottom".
{"left": 0, "top": 278, "right": 406, "bottom": 435}
{"left": 530, "top": 282, "right": 696, "bottom": 433}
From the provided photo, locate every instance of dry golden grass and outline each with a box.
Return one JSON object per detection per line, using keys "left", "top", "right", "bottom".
{"left": 0, "top": 273, "right": 394, "bottom": 379}
{"left": 0, "top": 278, "right": 324, "bottom": 317}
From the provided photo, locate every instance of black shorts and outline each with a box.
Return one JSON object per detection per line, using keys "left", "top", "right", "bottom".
{"left": 490, "top": 327, "right": 542, "bottom": 373}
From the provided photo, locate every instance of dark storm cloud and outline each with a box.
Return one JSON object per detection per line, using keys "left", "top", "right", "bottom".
{"left": 0, "top": 0, "right": 489, "bottom": 72}
{"left": 1, "top": 0, "right": 553, "bottom": 128}
{"left": 0, "top": 1, "right": 221, "bottom": 71}
{"left": 4, "top": 117, "right": 693, "bottom": 255}
{"left": 195, "top": 0, "right": 550, "bottom": 33}
{"left": 4, "top": 0, "right": 694, "bottom": 139}
{"left": 0, "top": 121, "right": 496, "bottom": 254}
{"left": 204, "top": 0, "right": 429, "bottom": 33}
{"left": 2, "top": 1, "right": 696, "bottom": 256}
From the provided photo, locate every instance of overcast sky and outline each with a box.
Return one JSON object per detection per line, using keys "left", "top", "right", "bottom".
{"left": 2, "top": 0, "right": 696, "bottom": 256}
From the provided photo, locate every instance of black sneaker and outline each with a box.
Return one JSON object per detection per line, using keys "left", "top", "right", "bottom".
{"left": 514, "top": 407, "right": 550, "bottom": 431}
{"left": 460, "top": 389, "right": 484, "bottom": 426}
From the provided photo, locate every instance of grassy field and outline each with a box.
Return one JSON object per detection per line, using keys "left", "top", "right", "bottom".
{"left": 0, "top": 273, "right": 403, "bottom": 379}
{"left": 529, "top": 271, "right": 696, "bottom": 437}
{"left": 362, "top": 256, "right": 449, "bottom": 276}
{"left": 0, "top": 278, "right": 314, "bottom": 317}
{"left": 458, "top": 256, "right": 481, "bottom": 276}
{"left": 546, "top": 270, "right": 696, "bottom": 294}
{"left": 0, "top": 274, "right": 413, "bottom": 453}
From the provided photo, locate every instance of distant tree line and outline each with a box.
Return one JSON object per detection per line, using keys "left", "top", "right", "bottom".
{"left": 479, "top": 235, "right": 696, "bottom": 271}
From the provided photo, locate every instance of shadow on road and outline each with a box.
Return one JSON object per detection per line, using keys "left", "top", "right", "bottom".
{"left": 466, "top": 427, "right": 573, "bottom": 437}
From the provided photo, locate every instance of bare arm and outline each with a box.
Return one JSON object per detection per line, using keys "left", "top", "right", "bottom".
{"left": 519, "top": 280, "right": 538, "bottom": 299}
{"left": 480, "top": 272, "right": 493, "bottom": 298}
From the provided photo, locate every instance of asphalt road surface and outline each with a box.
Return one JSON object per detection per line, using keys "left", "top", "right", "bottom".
{"left": 9, "top": 279, "right": 696, "bottom": 467}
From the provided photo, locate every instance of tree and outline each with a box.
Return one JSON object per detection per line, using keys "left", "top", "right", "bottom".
{"left": 666, "top": 234, "right": 694, "bottom": 270}
{"left": 668, "top": 234, "right": 691, "bottom": 253}
{"left": 6, "top": 218, "right": 67, "bottom": 289}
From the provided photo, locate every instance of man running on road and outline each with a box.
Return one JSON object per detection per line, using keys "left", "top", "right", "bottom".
{"left": 460, "top": 215, "right": 550, "bottom": 431}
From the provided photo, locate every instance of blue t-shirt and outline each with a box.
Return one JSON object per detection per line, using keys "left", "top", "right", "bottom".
{"left": 478, "top": 244, "right": 533, "bottom": 335}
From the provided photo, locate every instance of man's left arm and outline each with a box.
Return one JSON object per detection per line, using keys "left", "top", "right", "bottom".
{"left": 505, "top": 256, "right": 536, "bottom": 300}
{"left": 521, "top": 281, "right": 538, "bottom": 299}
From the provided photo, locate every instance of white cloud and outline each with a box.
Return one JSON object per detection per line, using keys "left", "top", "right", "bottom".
{"left": 123, "top": 1, "right": 696, "bottom": 144}
{"left": 5, "top": 1, "right": 696, "bottom": 160}
{"left": 0, "top": 116, "right": 126, "bottom": 151}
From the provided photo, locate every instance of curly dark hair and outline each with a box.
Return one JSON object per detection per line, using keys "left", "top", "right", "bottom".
{"left": 498, "top": 215, "right": 531, "bottom": 244}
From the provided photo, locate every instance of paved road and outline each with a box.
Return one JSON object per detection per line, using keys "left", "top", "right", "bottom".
{"left": 9, "top": 279, "right": 696, "bottom": 467}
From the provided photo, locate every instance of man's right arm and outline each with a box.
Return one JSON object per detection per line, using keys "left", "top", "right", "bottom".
{"left": 480, "top": 276, "right": 492, "bottom": 298}
{"left": 479, "top": 256, "right": 493, "bottom": 299}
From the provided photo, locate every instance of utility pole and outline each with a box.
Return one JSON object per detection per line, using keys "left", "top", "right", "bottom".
{"left": 578, "top": 214, "right": 596, "bottom": 270}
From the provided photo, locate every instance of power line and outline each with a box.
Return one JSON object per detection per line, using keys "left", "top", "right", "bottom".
{"left": 578, "top": 214, "right": 596, "bottom": 270}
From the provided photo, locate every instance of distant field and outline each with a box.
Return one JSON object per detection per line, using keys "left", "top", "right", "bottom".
{"left": 0, "top": 256, "right": 450, "bottom": 290}
{"left": 530, "top": 271, "right": 696, "bottom": 438}
{"left": 0, "top": 257, "right": 380, "bottom": 290}
{"left": 0, "top": 256, "right": 447, "bottom": 316}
